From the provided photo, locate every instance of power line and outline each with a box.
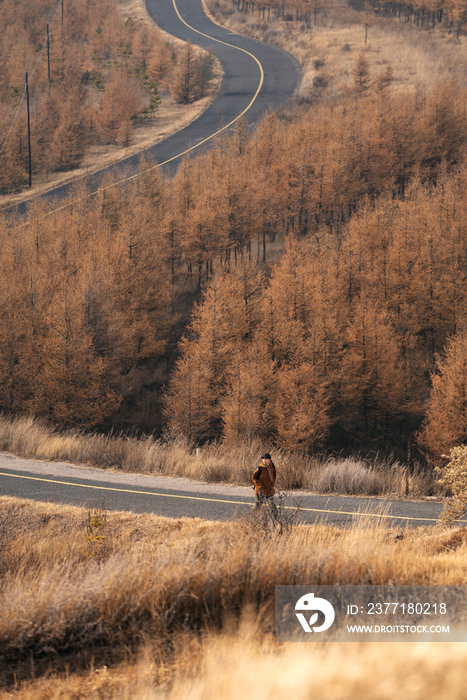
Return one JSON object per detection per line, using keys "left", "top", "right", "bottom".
{"left": 0, "top": 0, "right": 62, "bottom": 156}
{"left": 0, "top": 88, "right": 27, "bottom": 156}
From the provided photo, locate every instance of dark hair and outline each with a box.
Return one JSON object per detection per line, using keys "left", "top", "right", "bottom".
{"left": 262, "top": 453, "right": 271, "bottom": 460}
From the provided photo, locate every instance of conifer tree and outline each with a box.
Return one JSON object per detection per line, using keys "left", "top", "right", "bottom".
{"left": 349, "top": 52, "right": 372, "bottom": 98}
{"left": 109, "top": 189, "right": 172, "bottom": 374}
{"left": 165, "top": 261, "right": 263, "bottom": 439}
{"left": 95, "top": 72, "right": 143, "bottom": 145}
{"left": 164, "top": 336, "right": 217, "bottom": 440}
{"left": 374, "top": 63, "right": 393, "bottom": 99}
{"left": 262, "top": 236, "right": 310, "bottom": 363}
{"left": 220, "top": 339, "right": 275, "bottom": 443}
{"left": 263, "top": 234, "right": 343, "bottom": 378}
{"left": 337, "top": 297, "right": 406, "bottom": 444}
{"left": 273, "top": 355, "right": 330, "bottom": 452}
{"left": 180, "top": 155, "right": 230, "bottom": 290}
{"left": 35, "top": 280, "right": 120, "bottom": 427}
{"left": 417, "top": 328, "right": 467, "bottom": 463}
{"left": 0, "top": 257, "right": 24, "bottom": 413}
{"left": 49, "top": 87, "right": 87, "bottom": 171}
{"left": 170, "top": 40, "right": 199, "bottom": 104}
{"left": 147, "top": 41, "right": 173, "bottom": 85}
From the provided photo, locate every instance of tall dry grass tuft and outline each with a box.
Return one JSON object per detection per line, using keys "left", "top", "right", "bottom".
{"left": 313, "top": 457, "right": 383, "bottom": 494}
{"left": 0, "top": 415, "right": 435, "bottom": 497}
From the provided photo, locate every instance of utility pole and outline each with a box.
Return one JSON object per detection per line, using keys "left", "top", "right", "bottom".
{"left": 25, "top": 72, "right": 31, "bottom": 187}
{"left": 60, "top": 0, "right": 64, "bottom": 81}
{"left": 47, "top": 24, "right": 51, "bottom": 83}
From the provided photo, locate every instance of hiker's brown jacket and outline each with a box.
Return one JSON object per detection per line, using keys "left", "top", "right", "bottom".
{"left": 252, "top": 462, "right": 276, "bottom": 497}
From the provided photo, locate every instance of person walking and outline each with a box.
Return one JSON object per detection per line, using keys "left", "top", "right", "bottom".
{"left": 252, "top": 452, "right": 278, "bottom": 514}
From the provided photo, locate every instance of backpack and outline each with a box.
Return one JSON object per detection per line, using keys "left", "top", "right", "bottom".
{"left": 252, "top": 465, "right": 261, "bottom": 490}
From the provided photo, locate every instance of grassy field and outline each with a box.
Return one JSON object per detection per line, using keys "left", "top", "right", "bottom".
{"left": 206, "top": 0, "right": 467, "bottom": 103}
{"left": 0, "top": 496, "right": 466, "bottom": 697}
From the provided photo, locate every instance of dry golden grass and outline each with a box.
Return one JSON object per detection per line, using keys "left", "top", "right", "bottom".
{"left": 4, "top": 633, "right": 467, "bottom": 700}
{"left": 0, "top": 415, "right": 437, "bottom": 497}
{"left": 207, "top": 0, "right": 467, "bottom": 103}
{"left": 1, "top": 497, "right": 467, "bottom": 697}
{"left": 159, "top": 635, "right": 467, "bottom": 700}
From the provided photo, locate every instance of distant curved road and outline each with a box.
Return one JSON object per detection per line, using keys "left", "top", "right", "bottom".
{"left": 20, "top": 0, "right": 300, "bottom": 212}
{"left": 0, "top": 454, "right": 456, "bottom": 527}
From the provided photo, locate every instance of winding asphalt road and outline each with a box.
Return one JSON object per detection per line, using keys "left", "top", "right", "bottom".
{"left": 0, "top": 454, "right": 455, "bottom": 527}
{"left": 18, "top": 0, "right": 300, "bottom": 213}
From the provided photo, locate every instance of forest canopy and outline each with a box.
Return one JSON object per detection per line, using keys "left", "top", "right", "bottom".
{"left": 2, "top": 75, "right": 467, "bottom": 462}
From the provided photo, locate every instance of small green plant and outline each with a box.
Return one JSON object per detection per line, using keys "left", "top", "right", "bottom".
{"left": 84, "top": 501, "right": 108, "bottom": 559}
{"left": 436, "top": 445, "right": 467, "bottom": 524}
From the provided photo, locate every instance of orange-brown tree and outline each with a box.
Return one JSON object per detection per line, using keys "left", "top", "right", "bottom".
{"left": 417, "top": 328, "right": 467, "bottom": 463}
{"left": 165, "top": 260, "right": 264, "bottom": 440}
{"left": 273, "top": 355, "right": 331, "bottom": 452}
{"left": 220, "top": 339, "right": 275, "bottom": 443}
{"left": 95, "top": 72, "right": 144, "bottom": 145}
{"left": 170, "top": 40, "right": 212, "bottom": 104}
{"left": 336, "top": 297, "right": 407, "bottom": 444}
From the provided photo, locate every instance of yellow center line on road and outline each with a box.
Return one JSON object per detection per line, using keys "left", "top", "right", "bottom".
{"left": 158, "top": 0, "right": 265, "bottom": 165}
{"left": 41, "top": 0, "right": 265, "bottom": 218}
{"left": 0, "top": 471, "right": 452, "bottom": 523}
